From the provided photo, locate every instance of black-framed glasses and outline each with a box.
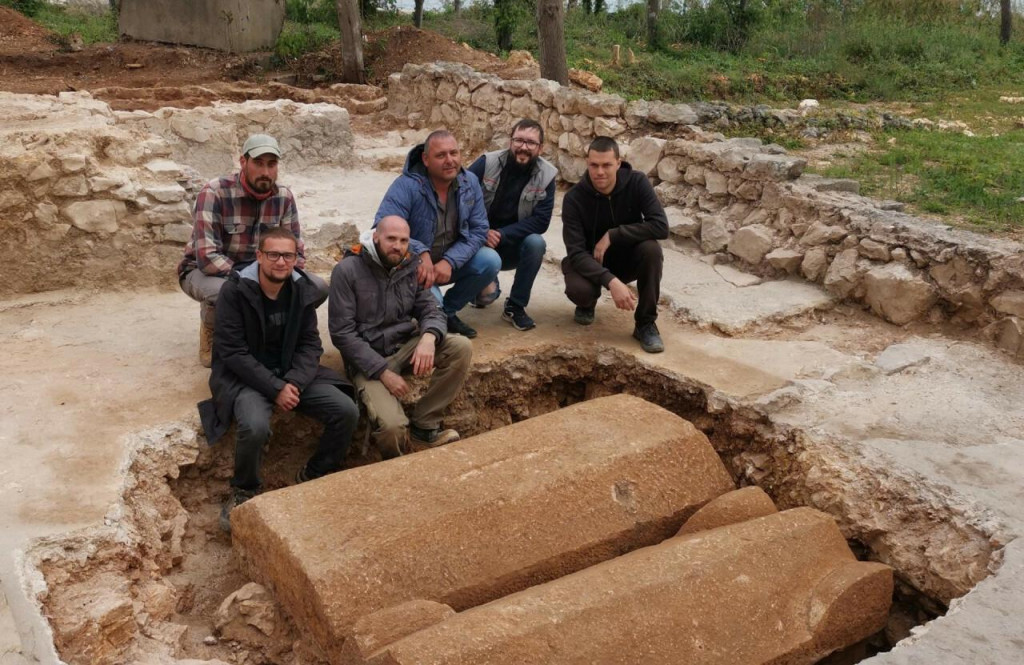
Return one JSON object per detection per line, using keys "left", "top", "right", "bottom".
{"left": 262, "top": 251, "right": 298, "bottom": 263}
{"left": 511, "top": 137, "right": 541, "bottom": 149}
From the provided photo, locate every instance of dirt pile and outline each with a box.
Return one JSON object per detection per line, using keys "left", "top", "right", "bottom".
{"left": 0, "top": 7, "right": 54, "bottom": 56}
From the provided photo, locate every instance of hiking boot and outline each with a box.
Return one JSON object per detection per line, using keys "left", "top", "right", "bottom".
{"left": 447, "top": 314, "right": 478, "bottom": 339}
{"left": 502, "top": 301, "right": 536, "bottom": 331}
{"left": 573, "top": 306, "right": 595, "bottom": 326}
{"left": 295, "top": 463, "right": 338, "bottom": 484}
{"left": 632, "top": 322, "right": 665, "bottom": 354}
{"left": 199, "top": 319, "right": 214, "bottom": 368}
{"left": 471, "top": 280, "right": 501, "bottom": 308}
{"left": 219, "top": 488, "right": 257, "bottom": 533}
{"left": 409, "top": 424, "right": 461, "bottom": 449}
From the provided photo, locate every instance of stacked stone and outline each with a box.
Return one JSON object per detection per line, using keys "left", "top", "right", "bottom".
{"left": 386, "top": 64, "right": 1024, "bottom": 356}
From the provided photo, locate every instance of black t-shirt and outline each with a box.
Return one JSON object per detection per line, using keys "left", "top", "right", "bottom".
{"left": 258, "top": 279, "right": 292, "bottom": 374}
{"left": 487, "top": 159, "right": 533, "bottom": 230}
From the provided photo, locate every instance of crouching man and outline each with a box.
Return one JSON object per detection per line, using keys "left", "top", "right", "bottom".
{"left": 198, "top": 228, "right": 359, "bottom": 532}
{"left": 329, "top": 216, "right": 472, "bottom": 459}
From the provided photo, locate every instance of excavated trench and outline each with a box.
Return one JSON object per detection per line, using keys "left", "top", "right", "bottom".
{"left": 29, "top": 344, "right": 1001, "bottom": 665}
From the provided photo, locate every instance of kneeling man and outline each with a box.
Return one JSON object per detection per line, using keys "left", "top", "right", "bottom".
{"left": 329, "top": 216, "right": 472, "bottom": 459}
{"left": 199, "top": 228, "right": 359, "bottom": 532}
{"left": 561, "top": 136, "right": 669, "bottom": 353}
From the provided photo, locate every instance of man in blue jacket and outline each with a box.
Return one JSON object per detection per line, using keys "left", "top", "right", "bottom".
{"left": 467, "top": 119, "right": 557, "bottom": 332}
{"left": 375, "top": 130, "right": 500, "bottom": 339}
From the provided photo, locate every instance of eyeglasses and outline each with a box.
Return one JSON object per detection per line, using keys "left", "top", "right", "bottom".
{"left": 511, "top": 137, "right": 541, "bottom": 149}
{"left": 262, "top": 251, "right": 298, "bottom": 263}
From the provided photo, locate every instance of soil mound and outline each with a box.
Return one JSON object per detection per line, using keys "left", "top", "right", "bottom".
{"left": 0, "top": 6, "right": 55, "bottom": 56}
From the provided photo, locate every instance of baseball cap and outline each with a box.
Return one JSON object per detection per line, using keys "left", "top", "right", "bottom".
{"left": 242, "top": 134, "right": 281, "bottom": 159}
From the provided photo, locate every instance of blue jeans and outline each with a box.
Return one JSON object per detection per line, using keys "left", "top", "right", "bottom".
{"left": 496, "top": 234, "right": 546, "bottom": 309}
{"left": 232, "top": 383, "right": 359, "bottom": 491}
{"left": 431, "top": 247, "right": 501, "bottom": 317}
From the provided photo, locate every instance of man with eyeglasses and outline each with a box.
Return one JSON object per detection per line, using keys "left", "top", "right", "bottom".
{"left": 178, "top": 134, "right": 327, "bottom": 368}
{"left": 466, "top": 118, "right": 557, "bottom": 331}
{"left": 199, "top": 227, "right": 358, "bottom": 533}
{"left": 374, "top": 129, "right": 500, "bottom": 339}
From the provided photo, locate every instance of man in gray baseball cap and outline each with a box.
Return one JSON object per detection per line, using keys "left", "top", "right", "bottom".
{"left": 178, "top": 133, "right": 327, "bottom": 367}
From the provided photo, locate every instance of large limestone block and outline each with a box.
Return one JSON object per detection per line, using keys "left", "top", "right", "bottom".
{"left": 63, "top": 200, "right": 126, "bottom": 233}
{"left": 728, "top": 224, "right": 774, "bottom": 264}
{"left": 353, "top": 508, "right": 892, "bottom": 665}
{"left": 232, "top": 395, "right": 735, "bottom": 653}
{"left": 864, "top": 263, "right": 938, "bottom": 325}
{"left": 625, "top": 137, "right": 666, "bottom": 176}
{"left": 119, "top": 0, "right": 286, "bottom": 52}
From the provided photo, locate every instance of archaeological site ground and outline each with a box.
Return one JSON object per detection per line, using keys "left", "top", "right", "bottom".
{"left": 1, "top": 7, "right": 1023, "bottom": 665}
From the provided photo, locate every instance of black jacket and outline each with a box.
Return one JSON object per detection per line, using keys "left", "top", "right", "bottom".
{"left": 198, "top": 262, "right": 353, "bottom": 445}
{"left": 561, "top": 161, "right": 669, "bottom": 288}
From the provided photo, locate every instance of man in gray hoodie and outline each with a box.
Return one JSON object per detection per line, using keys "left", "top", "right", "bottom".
{"left": 329, "top": 216, "right": 473, "bottom": 458}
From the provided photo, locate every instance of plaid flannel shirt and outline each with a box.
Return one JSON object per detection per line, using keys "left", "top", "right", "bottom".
{"left": 177, "top": 173, "right": 306, "bottom": 279}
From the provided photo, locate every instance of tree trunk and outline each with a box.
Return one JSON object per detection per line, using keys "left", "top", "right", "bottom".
{"left": 582, "top": 0, "right": 592, "bottom": 14}
{"left": 413, "top": 0, "right": 424, "bottom": 27}
{"left": 594, "top": 0, "right": 605, "bottom": 13}
{"left": 336, "top": 0, "right": 365, "bottom": 83}
{"left": 494, "top": 0, "right": 516, "bottom": 52}
{"left": 647, "top": 0, "right": 660, "bottom": 49}
{"left": 537, "top": 0, "right": 569, "bottom": 85}
{"left": 1001, "top": 0, "right": 1012, "bottom": 46}
{"left": 453, "top": 0, "right": 461, "bottom": 13}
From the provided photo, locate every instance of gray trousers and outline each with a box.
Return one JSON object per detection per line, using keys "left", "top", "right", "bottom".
{"left": 181, "top": 269, "right": 328, "bottom": 326}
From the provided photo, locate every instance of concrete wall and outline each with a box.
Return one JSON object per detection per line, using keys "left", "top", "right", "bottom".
{"left": 119, "top": 0, "right": 285, "bottom": 53}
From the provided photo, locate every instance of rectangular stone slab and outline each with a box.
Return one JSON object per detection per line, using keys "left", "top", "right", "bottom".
{"left": 230, "top": 394, "right": 735, "bottom": 652}
{"left": 358, "top": 508, "right": 893, "bottom": 665}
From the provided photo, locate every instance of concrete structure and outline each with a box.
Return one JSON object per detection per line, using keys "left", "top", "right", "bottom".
{"left": 230, "top": 395, "right": 736, "bottom": 653}
{"left": 118, "top": 0, "right": 285, "bottom": 53}
{"left": 340, "top": 508, "right": 893, "bottom": 665}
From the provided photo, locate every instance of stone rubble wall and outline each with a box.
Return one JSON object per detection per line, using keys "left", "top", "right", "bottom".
{"left": 0, "top": 92, "right": 353, "bottom": 297}
{"left": 387, "top": 63, "right": 1024, "bottom": 357}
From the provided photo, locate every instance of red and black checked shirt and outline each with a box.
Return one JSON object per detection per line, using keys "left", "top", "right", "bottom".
{"left": 177, "top": 173, "right": 306, "bottom": 279}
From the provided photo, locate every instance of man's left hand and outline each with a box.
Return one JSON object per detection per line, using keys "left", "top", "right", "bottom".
{"left": 411, "top": 333, "right": 436, "bottom": 376}
{"left": 485, "top": 229, "right": 502, "bottom": 249}
{"left": 593, "top": 232, "right": 612, "bottom": 264}
{"left": 433, "top": 258, "right": 453, "bottom": 285}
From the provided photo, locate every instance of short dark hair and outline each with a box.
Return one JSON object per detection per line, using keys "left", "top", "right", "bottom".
{"left": 424, "top": 129, "right": 455, "bottom": 153}
{"left": 588, "top": 136, "right": 620, "bottom": 158}
{"left": 511, "top": 118, "right": 544, "bottom": 144}
{"left": 259, "top": 227, "right": 297, "bottom": 251}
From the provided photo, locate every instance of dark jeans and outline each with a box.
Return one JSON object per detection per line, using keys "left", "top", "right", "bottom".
{"left": 232, "top": 382, "right": 358, "bottom": 491}
{"left": 562, "top": 239, "right": 664, "bottom": 327}
{"left": 497, "top": 233, "right": 546, "bottom": 309}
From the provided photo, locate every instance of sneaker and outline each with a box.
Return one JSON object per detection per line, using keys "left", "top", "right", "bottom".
{"left": 409, "top": 424, "right": 461, "bottom": 448}
{"left": 447, "top": 314, "right": 478, "bottom": 339}
{"left": 632, "top": 322, "right": 665, "bottom": 354}
{"left": 573, "top": 306, "right": 595, "bottom": 326}
{"left": 502, "top": 301, "right": 536, "bottom": 331}
{"left": 471, "top": 280, "right": 501, "bottom": 308}
{"left": 219, "top": 488, "right": 257, "bottom": 533}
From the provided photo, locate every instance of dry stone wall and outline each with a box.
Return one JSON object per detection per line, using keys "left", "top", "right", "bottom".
{"left": 1, "top": 92, "right": 353, "bottom": 297}
{"left": 387, "top": 63, "right": 1024, "bottom": 357}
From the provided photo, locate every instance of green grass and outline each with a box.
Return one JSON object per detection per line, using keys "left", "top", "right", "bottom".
{"left": 32, "top": 4, "right": 117, "bottom": 45}
{"left": 275, "top": 20, "right": 340, "bottom": 59}
{"left": 821, "top": 127, "right": 1024, "bottom": 232}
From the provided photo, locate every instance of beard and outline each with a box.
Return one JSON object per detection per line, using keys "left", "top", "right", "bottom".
{"left": 511, "top": 151, "right": 536, "bottom": 170}
{"left": 375, "top": 241, "right": 403, "bottom": 268}
{"left": 261, "top": 268, "right": 289, "bottom": 284}
{"left": 247, "top": 174, "right": 273, "bottom": 192}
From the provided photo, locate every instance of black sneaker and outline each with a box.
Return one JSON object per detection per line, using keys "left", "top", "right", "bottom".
{"left": 574, "top": 306, "right": 595, "bottom": 326}
{"left": 632, "top": 322, "right": 665, "bottom": 354}
{"left": 502, "top": 301, "right": 536, "bottom": 331}
{"left": 295, "top": 464, "right": 331, "bottom": 484}
{"left": 219, "top": 488, "right": 257, "bottom": 533}
{"left": 409, "top": 424, "right": 461, "bottom": 448}
{"left": 447, "top": 314, "right": 477, "bottom": 339}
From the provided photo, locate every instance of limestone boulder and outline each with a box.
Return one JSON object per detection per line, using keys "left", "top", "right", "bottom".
{"left": 214, "top": 582, "right": 280, "bottom": 648}
{"left": 728, "top": 224, "right": 774, "bottom": 264}
{"left": 625, "top": 137, "right": 666, "bottom": 176}
{"left": 766, "top": 248, "right": 803, "bottom": 274}
{"left": 744, "top": 153, "right": 807, "bottom": 181}
{"left": 987, "top": 316, "right": 1024, "bottom": 357}
{"left": 863, "top": 263, "right": 938, "bottom": 325}
{"left": 859, "top": 238, "right": 890, "bottom": 261}
{"left": 667, "top": 208, "right": 701, "bottom": 239}
{"left": 656, "top": 156, "right": 685, "bottom": 184}
{"left": 823, "top": 248, "right": 864, "bottom": 298}
{"left": 576, "top": 92, "right": 625, "bottom": 118}
{"left": 700, "top": 216, "right": 732, "bottom": 254}
{"left": 704, "top": 171, "right": 729, "bottom": 196}
{"left": 649, "top": 102, "right": 698, "bottom": 125}
{"left": 990, "top": 290, "right": 1024, "bottom": 318}
{"left": 801, "top": 221, "right": 847, "bottom": 246}
{"left": 64, "top": 200, "right": 126, "bottom": 233}
{"left": 801, "top": 247, "right": 829, "bottom": 282}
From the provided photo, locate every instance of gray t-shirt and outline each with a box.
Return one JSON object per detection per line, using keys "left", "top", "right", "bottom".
{"left": 430, "top": 180, "right": 459, "bottom": 263}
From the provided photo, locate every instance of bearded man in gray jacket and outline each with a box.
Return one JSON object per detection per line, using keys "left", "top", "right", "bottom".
{"left": 328, "top": 216, "right": 472, "bottom": 459}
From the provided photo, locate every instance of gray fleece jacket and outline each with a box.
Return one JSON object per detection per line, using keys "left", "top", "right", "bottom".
{"left": 328, "top": 229, "right": 447, "bottom": 379}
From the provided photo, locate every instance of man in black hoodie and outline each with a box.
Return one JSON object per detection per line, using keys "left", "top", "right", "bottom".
{"left": 561, "top": 136, "right": 669, "bottom": 353}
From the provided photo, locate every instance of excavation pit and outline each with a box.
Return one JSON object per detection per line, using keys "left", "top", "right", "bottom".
{"left": 28, "top": 345, "right": 996, "bottom": 665}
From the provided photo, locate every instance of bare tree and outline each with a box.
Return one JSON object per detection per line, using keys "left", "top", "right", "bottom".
{"left": 336, "top": 0, "right": 365, "bottom": 83}
{"left": 537, "top": 0, "right": 568, "bottom": 84}
{"left": 1001, "top": 0, "right": 1012, "bottom": 46}
{"left": 494, "top": 0, "right": 516, "bottom": 51}
{"left": 414, "top": 0, "right": 424, "bottom": 27}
